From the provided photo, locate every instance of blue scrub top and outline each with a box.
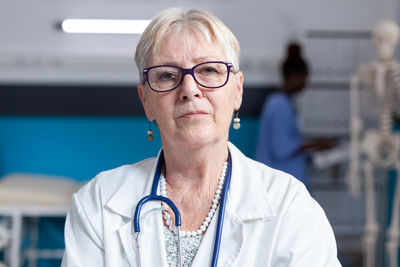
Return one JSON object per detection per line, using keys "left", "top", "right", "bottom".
{"left": 255, "top": 92, "right": 307, "bottom": 186}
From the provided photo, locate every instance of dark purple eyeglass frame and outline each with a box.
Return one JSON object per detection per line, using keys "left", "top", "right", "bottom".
{"left": 143, "top": 61, "right": 233, "bottom": 92}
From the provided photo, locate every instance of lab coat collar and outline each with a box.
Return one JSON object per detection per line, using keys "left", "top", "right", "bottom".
{"left": 227, "top": 142, "right": 277, "bottom": 222}
{"left": 106, "top": 149, "right": 163, "bottom": 219}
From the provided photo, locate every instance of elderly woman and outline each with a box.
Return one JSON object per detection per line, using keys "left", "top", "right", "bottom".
{"left": 61, "top": 8, "right": 341, "bottom": 267}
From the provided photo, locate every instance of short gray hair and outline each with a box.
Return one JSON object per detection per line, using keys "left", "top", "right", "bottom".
{"left": 134, "top": 7, "right": 240, "bottom": 83}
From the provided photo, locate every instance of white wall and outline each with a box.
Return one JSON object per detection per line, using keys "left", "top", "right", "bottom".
{"left": 0, "top": 0, "right": 397, "bottom": 84}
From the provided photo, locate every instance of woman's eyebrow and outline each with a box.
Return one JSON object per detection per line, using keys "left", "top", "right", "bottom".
{"left": 151, "top": 56, "right": 222, "bottom": 66}
{"left": 192, "top": 56, "right": 221, "bottom": 62}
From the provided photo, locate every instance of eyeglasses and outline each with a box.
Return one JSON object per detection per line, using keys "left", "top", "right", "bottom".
{"left": 143, "top": 61, "right": 233, "bottom": 92}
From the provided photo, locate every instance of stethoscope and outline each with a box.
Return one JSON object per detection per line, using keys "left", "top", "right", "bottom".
{"left": 133, "top": 150, "right": 232, "bottom": 267}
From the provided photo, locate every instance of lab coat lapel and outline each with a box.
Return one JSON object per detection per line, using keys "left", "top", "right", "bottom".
{"left": 117, "top": 202, "right": 168, "bottom": 267}
{"left": 117, "top": 221, "right": 136, "bottom": 267}
{"left": 137, "top": 201, "right": 168, "bottom": 267}
{"left": 191, "top": 207, "right": 243, "bottom": 267}
{"left": 107, "top": 150, "right": 168, "bottom": 267}
{"left": 221, "top": 143, "right": 277, "bottom": 266}
{"left": 192, "top": 143, "right": 277, "bottom": 267}
{"left": 214, "top": 210, "right": 244, "bottom": 267}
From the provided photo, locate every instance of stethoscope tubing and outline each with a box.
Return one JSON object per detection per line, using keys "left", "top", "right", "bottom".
{"left": 211, "top": 152, "right": 232, "bottom": 266}
{"left": 133, "top": 195, "right": 182, "bottom": 232}
{"left": 133, "top": 150, "right": 232, "bottom": 267}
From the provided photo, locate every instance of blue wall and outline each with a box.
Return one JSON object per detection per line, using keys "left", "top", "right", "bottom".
{"left": 0, "top": 115, "right": 259, "bottom": 181}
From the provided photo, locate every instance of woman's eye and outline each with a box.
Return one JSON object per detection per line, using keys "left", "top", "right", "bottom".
{"left": 159, "top": 72, "right": 176, "bottom": 80}
{"left": 200, "top": 67, "right": 218, "bottom": 74}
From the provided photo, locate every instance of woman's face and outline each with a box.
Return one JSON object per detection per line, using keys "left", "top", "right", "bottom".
{"left": 138, "top": 30, "right": 243, "bottom": 149}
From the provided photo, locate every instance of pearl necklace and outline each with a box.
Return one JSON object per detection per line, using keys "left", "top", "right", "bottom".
{"left": 160, "top": 162, "right": 228, "bottom": 237}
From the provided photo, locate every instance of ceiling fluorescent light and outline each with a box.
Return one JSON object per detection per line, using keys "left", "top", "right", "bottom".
{"left": 61, "top": 19, "right": 151, "bottom": 34}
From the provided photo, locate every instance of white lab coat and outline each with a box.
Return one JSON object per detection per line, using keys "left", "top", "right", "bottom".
{"left": 61, "top": 142, "right": 341, "bottom": 267}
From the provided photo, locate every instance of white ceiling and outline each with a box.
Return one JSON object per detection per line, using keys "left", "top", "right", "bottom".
{"left": 0, "top": 0, "right": 397, "bottom": 84}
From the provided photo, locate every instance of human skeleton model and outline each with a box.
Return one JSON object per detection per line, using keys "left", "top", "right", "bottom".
{"left": 349, "top": 20, "right": 400, "bottom": 267}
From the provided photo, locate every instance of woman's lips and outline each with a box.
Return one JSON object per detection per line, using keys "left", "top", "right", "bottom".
{"left": 179, "top": 111, "right": 208, "bottom": 119}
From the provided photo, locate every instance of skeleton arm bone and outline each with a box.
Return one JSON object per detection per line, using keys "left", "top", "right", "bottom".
{"left": 348, "top": 74, "right": 363, "bottom": 195}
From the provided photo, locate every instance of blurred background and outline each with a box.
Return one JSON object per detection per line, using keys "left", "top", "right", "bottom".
{"left": 0, "top": 0, "right": 399, "bottom": 266}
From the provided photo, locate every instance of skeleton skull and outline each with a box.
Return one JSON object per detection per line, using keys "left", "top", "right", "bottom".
{"left": 373, "top": 20, "right": 400, "bottom": 61}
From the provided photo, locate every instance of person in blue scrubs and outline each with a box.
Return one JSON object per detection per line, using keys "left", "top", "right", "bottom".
{"left": 256, "top": 42, "right": 333, "bottom": 188}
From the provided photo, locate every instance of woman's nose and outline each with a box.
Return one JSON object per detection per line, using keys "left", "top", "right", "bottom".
{"left": 179, "top": 74, "right": 203, "bottom": 100}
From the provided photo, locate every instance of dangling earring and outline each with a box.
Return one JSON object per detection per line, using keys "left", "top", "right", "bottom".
{"left": 233, "top": 110, "right": 241, "bottom": 130}
{"left": 147, "top": 121, "right": 154, "bottom": 142}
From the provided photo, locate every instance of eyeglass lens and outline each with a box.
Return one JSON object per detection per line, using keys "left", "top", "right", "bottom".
{"left": 147, "top": 62, "right": 229, "bottom": 91}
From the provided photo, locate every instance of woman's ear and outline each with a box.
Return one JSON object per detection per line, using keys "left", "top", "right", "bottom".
{"left": 138, "top": 83, "right": 154, "bottom": 121}
{"left": 233, "top": 71, "right": 244, "bottom": 110}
